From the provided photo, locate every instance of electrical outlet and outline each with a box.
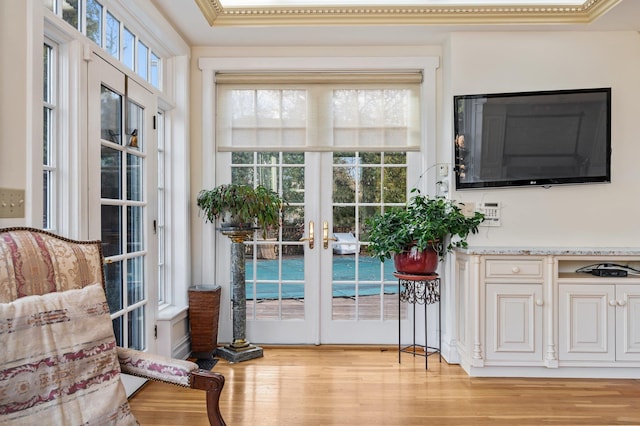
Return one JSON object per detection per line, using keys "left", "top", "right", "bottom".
{"left": 477, "top": 202, "right": 501, "bottom": 226}
{"left": 438, "top": 164, "right": 449, "bottom": 177}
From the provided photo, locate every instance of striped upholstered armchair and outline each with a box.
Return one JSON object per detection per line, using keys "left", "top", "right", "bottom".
{"left": 0, "top": 227, "right": 225, "bottom": 425}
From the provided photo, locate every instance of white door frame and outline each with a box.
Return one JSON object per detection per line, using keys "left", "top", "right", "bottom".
{"left": 199, "top": 55, "right": 440, "bottom": 346}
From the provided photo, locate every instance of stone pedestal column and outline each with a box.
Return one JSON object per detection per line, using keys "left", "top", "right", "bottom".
{"left": 216, "top": 228, "right": 264, "bottom": 363}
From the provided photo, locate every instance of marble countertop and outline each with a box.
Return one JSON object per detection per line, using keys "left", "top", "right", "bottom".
{"left": 455, "top": 246, "right": 640, "bottom": 256}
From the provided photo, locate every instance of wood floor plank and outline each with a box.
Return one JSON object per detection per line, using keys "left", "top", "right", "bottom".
{"left": 129, "top": 346, "right": 640, "bottom": 425}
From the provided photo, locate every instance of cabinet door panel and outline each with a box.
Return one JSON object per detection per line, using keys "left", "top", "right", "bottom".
{"left": 486, "top": 283, "right": 542, "bottom": 361}
{"left": 616, "top": 285, "right": 640, "bottom": 361}
{"left": 558, "top": 284, "right": 615, "bottom": 361}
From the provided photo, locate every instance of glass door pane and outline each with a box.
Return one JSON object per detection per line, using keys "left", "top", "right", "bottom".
{"left": 330, "top": 151, "right": 404, "bottom": 321}
{"left": 217, "top": 151, "right": 319, "bottom": 344}
{"left": 93, "top": 66, "right": 156, "bottom": 352}
{"left": 320, "top": 151, "right": 415, "bottom": 344}
{"left": 235, "top": 152, "right": 307, "bottom": 321}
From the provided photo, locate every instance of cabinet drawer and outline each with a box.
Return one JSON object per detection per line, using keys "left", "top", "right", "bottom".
{"left": 485, "top": 259, "right": 543, "bottom": 279}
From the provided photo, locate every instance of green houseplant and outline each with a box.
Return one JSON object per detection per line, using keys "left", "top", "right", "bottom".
{"left": 366, "top": 189, "right": 485, "bottom": 274}
{"left": 196, "top": 183, "right": 284, "bottom": 233}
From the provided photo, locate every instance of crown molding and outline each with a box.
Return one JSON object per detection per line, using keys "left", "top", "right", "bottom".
{"left": 193, "top": 0, "right": 621, "bottom": 27}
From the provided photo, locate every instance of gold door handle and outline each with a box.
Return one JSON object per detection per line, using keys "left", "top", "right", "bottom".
{"left": 323, "top": 221, "right": 337, "bottom": 249}
{"left": 299, "top": 221, "right": 315, "bottom": 249}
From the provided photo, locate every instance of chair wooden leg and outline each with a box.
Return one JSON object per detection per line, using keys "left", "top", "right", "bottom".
{"left": 191, "top": 370, "right": 226, "bottom": 426}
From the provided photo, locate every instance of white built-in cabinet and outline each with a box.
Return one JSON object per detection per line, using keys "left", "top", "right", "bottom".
{"left": 558, "top": 283, "right": 640, "bottom": 362}
{"left": 484, "top": 258, "right": 545, "bottom": 364}
{"left": 454, "top": 248, "right": 640, "bottom": 378}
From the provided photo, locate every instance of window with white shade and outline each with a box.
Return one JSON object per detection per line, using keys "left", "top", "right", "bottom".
{"left": 216, "top": 75, "right": 422, "bottom": 152}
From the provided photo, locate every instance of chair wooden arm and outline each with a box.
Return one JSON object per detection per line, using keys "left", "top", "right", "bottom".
{"left": 117, "top": 347, "right": 226, "bottom": 425}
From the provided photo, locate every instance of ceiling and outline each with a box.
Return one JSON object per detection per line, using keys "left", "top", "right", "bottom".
{"left": 150, "top": 0, "right": 640, "bottom": 46}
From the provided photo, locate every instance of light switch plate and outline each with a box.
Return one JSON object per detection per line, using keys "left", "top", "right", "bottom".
{"left": 0, "top": 188, "right": 26, "bottom": 218}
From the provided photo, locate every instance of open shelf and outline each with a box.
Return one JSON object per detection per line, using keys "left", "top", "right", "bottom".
{"left": 557, "top": 256, "right": 640, "bottom": 282}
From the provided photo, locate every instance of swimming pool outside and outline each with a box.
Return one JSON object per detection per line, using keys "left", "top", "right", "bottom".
{"left": 245, "top": 255, "right": 397, "bottom": 299}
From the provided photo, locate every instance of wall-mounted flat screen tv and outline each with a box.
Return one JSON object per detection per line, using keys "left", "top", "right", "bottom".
{"left": 454, "top": 88, "right": 611, "bottom": 190}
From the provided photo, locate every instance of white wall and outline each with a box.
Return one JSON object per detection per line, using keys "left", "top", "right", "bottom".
{"left": 445, "top": 31, "right": 640, "bottom": 248}
{"left": 0, "top": 0, "right": 42, "bottom": 228}
{"left": 0, "top": 2, "right": 27, "bottom": 193}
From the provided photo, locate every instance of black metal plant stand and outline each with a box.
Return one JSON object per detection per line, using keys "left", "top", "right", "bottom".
{"left": 394, "top": 272, "right": 441, "bottom": 369}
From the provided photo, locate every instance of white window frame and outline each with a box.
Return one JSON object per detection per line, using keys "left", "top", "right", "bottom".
{"left": 156, "top": 110, "right": 170, "bottom": 307}
{"left": 43, "top": 12, "right": 87, "bottom": 239}
{"left": 43, "top": 39, "right": 58, "bottom": 232}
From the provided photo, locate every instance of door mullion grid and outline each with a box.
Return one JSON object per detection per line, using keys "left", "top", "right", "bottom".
{"left": 276, "top": 152, "right": 284, "bottom": 320}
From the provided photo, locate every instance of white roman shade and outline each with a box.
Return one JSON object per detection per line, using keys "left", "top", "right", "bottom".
{"left": 214, "top": 72, "right": 423, "bottom": 85}
{"left": 215, "top": 71, "right": 422, "bottom": 152}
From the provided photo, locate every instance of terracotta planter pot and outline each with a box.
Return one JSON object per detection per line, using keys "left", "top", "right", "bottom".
{"left": 393, "top": 245, "right": 439, "bottom": 275}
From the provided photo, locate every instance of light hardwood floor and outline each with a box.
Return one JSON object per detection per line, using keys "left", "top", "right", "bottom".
{"left": 128, "top": 346, "right": 640, "bottom": 425}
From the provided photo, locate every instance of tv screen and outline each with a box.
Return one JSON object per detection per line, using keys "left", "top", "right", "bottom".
{"left": 454, "top": 88, "right": 611, "bottom": 190}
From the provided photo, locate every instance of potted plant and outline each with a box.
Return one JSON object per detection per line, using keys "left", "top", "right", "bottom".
{"left": 196, "top": 184, "right": 285, "bottom": 363}
{"left": 196, "top": 183, "right": 284, "bottom": 234}
{"left": 366, "top": 188, "right": 485, "bottom": 275}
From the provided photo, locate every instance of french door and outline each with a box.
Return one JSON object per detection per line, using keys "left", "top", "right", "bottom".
{"left": 88, "top": 54, "right": 157, "bottom": 356}
{"left": 219, "top": 150, "right": 418, "bottom": 344}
